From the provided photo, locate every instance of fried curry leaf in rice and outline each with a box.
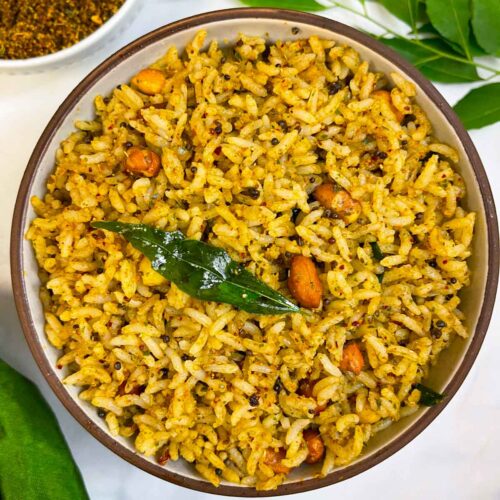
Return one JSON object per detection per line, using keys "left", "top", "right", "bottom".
{"left": 28, "top": 29, "right": 475, "bottom": 491}
{"left": 91, "top": 221, "right": 299, "bottom": 314}
{"left": 414, "top": 383, "right": 445, "bottom": 406}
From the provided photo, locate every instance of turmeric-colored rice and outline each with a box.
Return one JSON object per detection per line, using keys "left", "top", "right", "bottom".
{"left": 28, "top": 31, "right": 474, "bottom": 490}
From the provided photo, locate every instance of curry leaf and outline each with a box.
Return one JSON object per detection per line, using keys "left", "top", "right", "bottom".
{"left": 239, "top": 0, "right": 327, "bottom": 11}
{"left": 425, "top": 0, "right": 472, "bottom": 59}
{"left": 370, "top": 241, "right": 384, "bottom": 261}
{"left": 370, "top": 0, "right": 426, "bottom": 29}
{"left": 0, "top": 359, "right": 89, "bottom": 500}
{"left": 468, "top": 31, "right": 489, "bottom": 58}
{"left": 380, "top": 37, "right": 480, "bottom": 83}
{"left": 418, "top": 23, "right": 487, "bottom": 57}
{"left": 415, "top": 383, "right": 444, "bottom": 406}
{"left": 453, "top": 83, "right": 500, "bottom": 130}
{"left": 472, "top": 0, "right": 500, "bottom": 56}
{"left": 92, "top": 221, "right": 299, "bottom": 315}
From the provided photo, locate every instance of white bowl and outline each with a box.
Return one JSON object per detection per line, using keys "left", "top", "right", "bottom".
{"left": 0, "top": 0, "right": 140, "bottom": 74}
{"left": 11, "top": 8, "right": 500, "bottom": 496}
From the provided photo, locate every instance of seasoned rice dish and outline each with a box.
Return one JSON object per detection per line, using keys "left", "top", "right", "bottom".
{"left": 28, "top": 31, "right": 475, "bottom": 490}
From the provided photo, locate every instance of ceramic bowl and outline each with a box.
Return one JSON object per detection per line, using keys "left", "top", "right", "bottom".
{"left": 0, "top": 0, "right": 140, "bottom": 74}
{"left": 11, "top": 8, "right": 499, "bottom": 496}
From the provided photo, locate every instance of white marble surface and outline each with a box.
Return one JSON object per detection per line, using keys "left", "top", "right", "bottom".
{"left": 1, "top": 1, "right": 499, "bottom": 499}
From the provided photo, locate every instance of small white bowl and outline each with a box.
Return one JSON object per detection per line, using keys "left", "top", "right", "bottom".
{"left": 0, "top": 0, "right": 140, "bottom": 74}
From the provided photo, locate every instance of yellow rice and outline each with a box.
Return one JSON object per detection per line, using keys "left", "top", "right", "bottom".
{"left": 28, "top": 30, "right": 474, "bottom": 490}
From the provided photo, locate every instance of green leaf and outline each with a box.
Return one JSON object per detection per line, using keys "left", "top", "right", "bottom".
{"left": 369, "top": 241, "right": 384, "bottom": 261}
{"left": 417, "top": 39, "right": 480, "bottom": 82}
{"left": 453, "top": 83, "right": 500, "bottom": 130}
{"left": 239, "top": 0, "right": 327, "bottom": 11}
{"left": 415, "top": 383, "right": 444, "bottom": 406}
{"left": 0, "top": 359, "right": 89, "bottom": 500}
{"left": 419, "top": 23, "right": 464, "bottom": 55}
{"left": 468, "top": 31, "right": 489, "bottom": 58}
{"left": 369, "top": 0, "right": 427, "bottom": 29}
{"left": 472, "top": 0, "right": 500, "bottom": 56}
{"left": 92, "top": 221, "right": 299, "bottom": 315}
{"left": 425, "top": 0, "right": 472, "bottom": 59}
{"left": 419, "top": 24, "right": 488, "bottom": 57}
{"left": 380, "top": 37, "right": 480, "bottom": 83}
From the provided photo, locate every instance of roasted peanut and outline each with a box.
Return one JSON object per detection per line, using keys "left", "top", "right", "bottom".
{"left": 288, "top": 255, "right": 323, "bottom": 309}
{"left": 313, "top": 183, "right": 335, "bottom": 209}
{"left": 313, "top": 183, "right": 361, "bottom": 224}
{"left": 372, "top": 90, "right": 404, "bottom": 122}
{"left": 303, "top": 429, "right": 325, "bottom": 464}
{"left": 131, "top": 68, "right": 166, "bottom": 95}
{"left": 124, "top": 147, "right": 161, "bottom": 177}
{"left": 330, "top": 190, "right": 362, "bottom": 224}
{"left": 298, "top": 378, "right": 327, "bottom": 415}
{"left": 264, "top": 448, "right": 290, "bottom": 474}
{"left": 340, "top": 342, "right": 364, "bottom": 375}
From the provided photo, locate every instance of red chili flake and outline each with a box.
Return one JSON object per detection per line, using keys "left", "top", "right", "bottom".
{"left": 128, "top": 384, "right": 146, "bottom": 395}
{"left": 214, "top": 146, "right": 222, "bottom": 155}
{"left": 298, "top": 378, "right": 315, "bottom": 398}
{"left": 157, "top": 448, "right": 170, "bottom": 466}
{"left": 297, "top": 378, "right": 327, "bottom": 414}
{"left": 117, "top": 381, "right": 145, "bottom": 396}
{"left": 56, "top": 364, "right": 63, "bottom": 369}
{"left": 149, "top": 102, "right": 167, "bottom": 109}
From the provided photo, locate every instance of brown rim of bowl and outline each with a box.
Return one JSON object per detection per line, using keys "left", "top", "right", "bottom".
{"left": 10, "top": 7, "right": 500, "bottom": 497}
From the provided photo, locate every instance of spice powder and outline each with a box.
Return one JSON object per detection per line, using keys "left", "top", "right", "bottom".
{"left": 0, "top": 0, "right": 126, "bottom": 60}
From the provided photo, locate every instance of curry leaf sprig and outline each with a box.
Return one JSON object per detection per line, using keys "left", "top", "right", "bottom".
{"left": 240, "top": 0, "right": 500, "bottom": 129}
{"left": 92, "top": 221, "right": 299, "bottom": 315}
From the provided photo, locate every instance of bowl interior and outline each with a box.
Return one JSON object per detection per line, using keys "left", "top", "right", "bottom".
{"left": 14, "top": 10, "right": 496, "bottom": 496}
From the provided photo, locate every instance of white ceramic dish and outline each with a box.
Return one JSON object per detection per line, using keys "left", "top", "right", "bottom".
{"left": 0, "top": 0, "right": 140, "bottom": 74}
{"left": 11, "top": 8, "right": 499, "bottom": 496}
